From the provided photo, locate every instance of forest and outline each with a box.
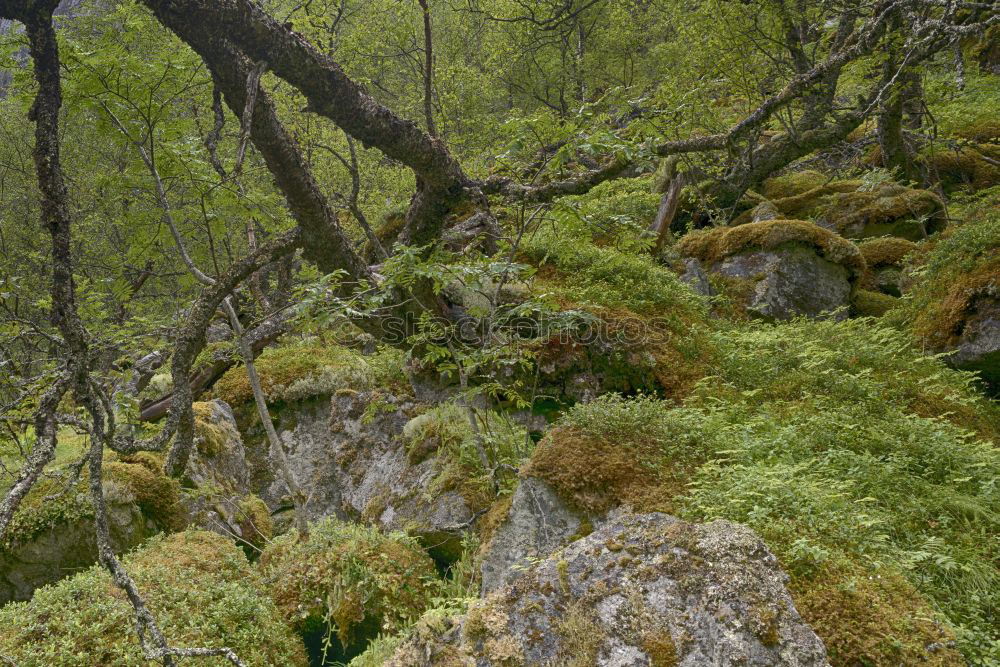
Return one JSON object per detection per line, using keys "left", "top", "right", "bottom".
{"left": 0, "top": 0, "right": 997, "bottom": 665}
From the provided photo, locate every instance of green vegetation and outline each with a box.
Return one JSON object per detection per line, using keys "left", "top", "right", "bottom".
{"left": 527, "top": 318, "right": 999, "bottom": 663}
{"left": 259, "top": 518, "right": 439, "bottom": 662}
{"left": 1, "top": 456, "right": 185, "bottom": 552}
{"left": 0, "top": 531, "right": 307, "bottom": 665}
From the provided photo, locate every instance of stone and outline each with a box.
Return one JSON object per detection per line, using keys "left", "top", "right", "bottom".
{"left": 479, "top": 477, "right": 587, "bottom": 594}
{"left": 0, "top": 486, "right": 155, "bottom": 605}
{"left": 948, "top": 292, "right": 1000, "bottom": 389}
{"left": 389, "top": 512, "right": 829, "bottom": 666}
{"left": 249, "top": 390, "right": 478, "bottom": 563}
{"left": 714, "top": 244, "right": 852, "bottom": 321}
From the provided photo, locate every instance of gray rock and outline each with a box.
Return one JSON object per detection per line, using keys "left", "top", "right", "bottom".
{"left": 948, "top": 292, "right": 1000, "bottom": 388}
{"left": 751, "top": 200, "right": 781, "bottom": 222}
{"left": 679, "top": 257, "right": 716, "bottom": 297}
{"left": 0, "top": 486, "right": 155, "bottom": 605}
{"left": 250, "top": 391, "right": 477, "bottom": 562}
{"left": 480, "top": 477, "right": 587, "bottom": 594}
{"left": 390, "top": 513, "right": 829, "bottom": 666}
{"left": 873, "top": 266, "right": 904, "bottom": 297}
{"left": 712, "top": 244, "right": 852, "bottom": 321}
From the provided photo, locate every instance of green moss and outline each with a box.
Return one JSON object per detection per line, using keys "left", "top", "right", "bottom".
{"left": 260, "top": 518, "right": 439, "bottom": 657}
{"left": 791, "top": 563, "right": 963, "bottom": 666}
{"left": 404, "top": 402, "right": 528, "bottom": 506}
{"left": 851, "top": 289, "right": 899, "bottom": 317}
{"left": 214, "top": 342, "right": 375, "bottom": 406}
{"left": 0, "top": 531, "right": 308, "bottom": 665}
{"left": 192, "top": 401, "right": 230, "bottom": 457}
{"left": 735, "top": 179, "right": 946, "bottom": 240}
{"left": 521, "top": 234, "right": 715, "bottom": 399}
{"left": 1, "top": 457, "right": 185, "bottom": 552}
{"left": 104, "top": 460, "right": 186, "bottom": 532}
{"left": 858, "top": 237, "right": 918, "bottom": 269}
{"left": 677, "top": 220, "right": 866, "bottom": 279}
{"left": 893, "top": 186, "right": 1000, "bottom": 354}
{"left": 761, "top": 170, "right": 830, "bottom": 200}
{"left": 924, "top": 143, "right": 1000, "bottom": 193}
{"left": 236, "top": 494, "right": 273, "bottom": 553}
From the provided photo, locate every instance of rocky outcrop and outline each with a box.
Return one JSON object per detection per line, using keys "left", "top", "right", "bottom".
{"left": 947, "top": 291, "right": 1000, "bottom": 387}
{"left": 247, "top": 390, "right": 479, "bottom": 563}
{"left": 390, "top": 512, "right": 829, "bottom": 666}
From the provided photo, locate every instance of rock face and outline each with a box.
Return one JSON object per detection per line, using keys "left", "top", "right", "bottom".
{"left": 480, "top": 477, "right": 587, "bottom": 594}
{"left": 713, "top": 244, "right": 852, "bottom": 321}
{"left": 249, "top": 390, "right": 477, "bottom": 562}
{"left": 948, "top": 293, "right": 1000, "bottom": 388}
{"left": 0, "top": 489, "right": 154, "bottom": 605}
{"left": 390, "top": 512, "right": 829, "bottom": 666}
{"left": 183, "top": 400, "right": 257, "bottom": 541}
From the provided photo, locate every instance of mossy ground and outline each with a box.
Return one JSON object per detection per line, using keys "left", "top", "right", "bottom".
{"left": 0, "top": 531, "right": 308, "bottom": 666}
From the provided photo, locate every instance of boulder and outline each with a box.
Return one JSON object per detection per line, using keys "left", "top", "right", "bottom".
{"left": 715, "top": 245, "right": 852, "bottom": 321}
{"left": 948, "top": 291, "right": 1000, "bottom": 387}
{"left": 677, "top": 220, "right": 862, "bottom": 321}
{"left": 182, "top": 400, "right": 265, "bottom": 546}
{"left": 390, "top": 512, "right": 829, "bottom": 666}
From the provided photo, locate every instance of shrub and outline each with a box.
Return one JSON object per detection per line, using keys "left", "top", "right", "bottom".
{"left": 0, "top": 531, "right": 307, "bottom": 666}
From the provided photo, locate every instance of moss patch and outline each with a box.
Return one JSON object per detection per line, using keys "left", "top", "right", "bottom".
{"left": 791, "top": 564, "right": 963, "bottom": 666}
{"left": 214, "top": 343, "right": 374, "bottom": 406}
{"left": 0, "top": 531, "right": 307, "bottom": 665}
{"left": 677, "top": 219, "right": 865, "bottom": 279}
{"left": 851, "top": 289, "right": 899, "bottom": 317}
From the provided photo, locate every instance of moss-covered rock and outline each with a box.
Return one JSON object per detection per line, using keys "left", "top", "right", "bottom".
{"left": 895, "top": 186, "right": 1000, "bottom": 387}
{"left": 521, "top": 234, "right": 715, "bottom": 400}
{"left": 0, "top": 531, "right": 307, "bottom": 665}
{"left": 678, "top": 220, "right": 864, "bottom": 320}
{"left": 0, "top": 458, "right": 185, "bottom": 605}
{"left": 735, "top": 180, "right": 946, "bottom": 240}
{"left": 260, "top": 518, "right": 439, "bottom": 663}
{"left": 678, "top": 220, "right": 863, "bottom": 276}
{"left": 851, "top": 288, "right": 899, "bottom": 317}
{"left": 925, "top": 143, "right": 1000, "bottom": 193}
{"left": 387, "top": 513, "right": 829, "bottom": 666}
{"left": 857, "top": 236, "right": 918, "bottom": 295}
{"left": 214, "top": 342, "right": 375, "bottom": 407}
